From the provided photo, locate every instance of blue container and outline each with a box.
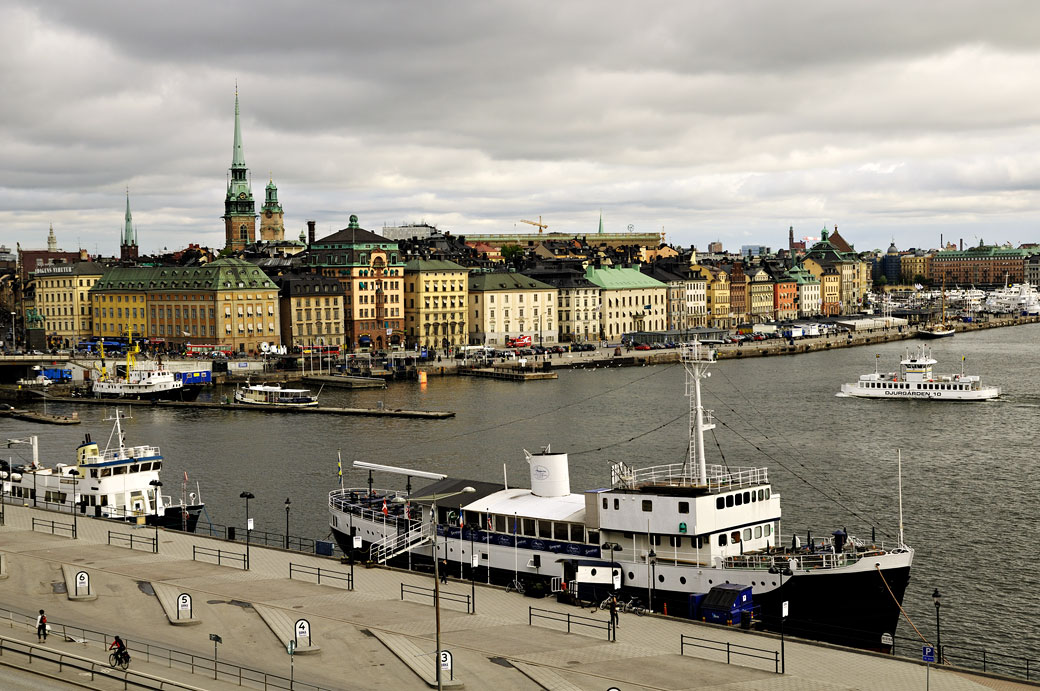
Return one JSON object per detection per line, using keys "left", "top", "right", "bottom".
{"left": 687, "top": 592, "right": 707, "bottom": 619}
{"left": 315, "top": 540, "right": 334, "bottom": 556}
{"left": 700, "top": 584, "right": 753, "bottom": 625}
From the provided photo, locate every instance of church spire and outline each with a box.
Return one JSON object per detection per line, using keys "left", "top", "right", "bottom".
{"left": 47, "top": 223, "right": 57, "bottom": 251}
{"left": 232, "top": 86, "right": 246, "bottom": 169}
{"left": 123, "top": 190, "right": 136, "bottom": 246}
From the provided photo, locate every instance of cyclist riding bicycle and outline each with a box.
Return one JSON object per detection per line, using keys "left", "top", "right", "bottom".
{"left": 109, "top": 636, "right": 128, "bottom": 664}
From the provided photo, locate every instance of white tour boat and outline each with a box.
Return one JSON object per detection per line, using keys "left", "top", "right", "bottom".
{"left": 330, "top": 342, "right": 915, "bottom": 650}
{"left": 1, "top": 409, "right": 205, "bottom": 531}
{"left": 92, "top": 340, "right": 200, "bottom": 401}
{"left": 840, "top": 345, "right": 999, "bottom": 401}
{"left": 234, "top": 382, "right": 319, "bottom": 407}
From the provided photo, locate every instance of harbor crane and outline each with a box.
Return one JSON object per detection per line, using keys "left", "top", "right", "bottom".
{"left": 520, "top": 216, "right": 548, "bottom": 234}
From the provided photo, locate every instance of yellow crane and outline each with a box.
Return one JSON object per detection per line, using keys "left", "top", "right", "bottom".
{"left": 520, "top": 216, "right": 548, "bottom": 234}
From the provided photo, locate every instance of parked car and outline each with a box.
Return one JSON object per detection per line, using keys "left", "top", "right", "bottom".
{"left": 634, "top": 343, "right": 652, "bottom": 351}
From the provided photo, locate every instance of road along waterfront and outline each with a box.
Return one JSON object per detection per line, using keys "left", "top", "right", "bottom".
{"left": 2, "top": 321, "right": 1038, "bottom": 674}
{"left": 0, "top": 501, "right": 1033, "bottom": 690}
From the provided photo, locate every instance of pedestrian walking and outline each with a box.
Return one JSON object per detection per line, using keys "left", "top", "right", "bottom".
{"left": 36, "top": 609, "right": 47, "bottom": 642}
{"left": 609, "top": 596, "right": 619, "bottom": 630}
{"left": 440, "top": 559, "right": 448, "bottom": 583}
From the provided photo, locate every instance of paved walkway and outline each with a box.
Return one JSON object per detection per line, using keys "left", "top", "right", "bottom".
{"left": 0, "top": 503, "right": 1034, "bottom": 690}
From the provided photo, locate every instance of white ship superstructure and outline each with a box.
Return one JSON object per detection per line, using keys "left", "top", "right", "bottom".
{"left": 840, "top": 346, "right": 999, "bottom": 401}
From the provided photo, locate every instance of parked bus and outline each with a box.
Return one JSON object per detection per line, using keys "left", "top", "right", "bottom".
{"left": 185, "top": 343, "right": 233, "bottom": 358}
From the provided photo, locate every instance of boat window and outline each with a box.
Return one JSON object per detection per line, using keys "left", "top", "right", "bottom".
{"left": 764, "top": 488, "right": 770, "bottom": 500}
{"left": 765, "top": 524, "right": 772, "bottom": 536}
{"left": 731, "top": 531, "right": 741, "bottom": 543}
{"left": 602, "top": 497, "right": 608, "bottom": 510}
{"left": 114, "top": 466, "right": 126, "bottom": 475}
{"left": 100, "top": 495, "right": 107, "bottom": 506}
{"left": 130, "top": 464, "right": 139, "bottom": 473}
{"left": 613, "top": 498, "right": 619, "bottom": 510}
{"left": 153, "top": 462, "right": 161, "bottom": 471}
{"left": 743, "top": 491, "right": 750, "bottom": 504}
{"left": 743, "top": 528, "right": 752, "bottom": 541}
{"left": 716, "top": 497, "right": 724, "bottom": 510}
{"left": 494, "top": 515, "right": 507, "bottom": 533}
{"left": 725, "top": 495, "right": 734, "bottom": 508}
{"left": 757, "top": 489, "right": 764, "bottom": 501}
{"left": 641, "top": 500, "right": 653, "bottom": 512}
{"left": 755, "top": 526, "right": 763, "bottom": 539}
{"left": 522, "top": 518, "right": 536, "bottom": 536}
{"left": 90, "top": 469, "right": 99, "bottom": 478}
{"left": 735, "top": 493, "right": 742, "bottom": 506}
{"left": 651, "top": 534, "right": 661, "bottom": 546}
{"left": 570, "top": 524, "right": 584, "bottom": 542}
{"left": 101, "top": 468, "right": 111, "bottom": 477}
{"left": 669, "top": 536, "right": 680, "bottom": 547}
{"left": 587, "top": 530, "right": 598, "bottom": 545}
{"left": 750, "top": 492, "right": 756, "bottom": 503}
{"left": 538, "top": 521, "right": 552, "bottom": 538}
{"left": 718, "top": 533, "right": 728, "bottom": 546}
{"left": 678, "top": 501, "right": 689, "bottom": 514}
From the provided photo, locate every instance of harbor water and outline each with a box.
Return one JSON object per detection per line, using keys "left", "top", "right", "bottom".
{"left": 3, "top": 325, "right": 1038, "bottom": 664}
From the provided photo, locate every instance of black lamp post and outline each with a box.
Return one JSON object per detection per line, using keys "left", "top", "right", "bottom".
{"left": 149, "top": 479, "right": 163, "bottom": 552}
{"left": 647, "top": 548, "right": 657, "bottom": 613}
{"left": 284, "top": 497, "right": 291, "bottom": 550}
{"left": 768, "top": 564, "right": 793, "bottom": 674}
{"left": 240, "top": 491, "right": 254, "bottom": 569}
{"left": 68, "top": 468, "right": 80, "bottom": 539}
{"left": 933, "top": 588, "right": 942, "bottom": 663}
{"left": 601, "top": 541, "right": 621, "bottom": 586}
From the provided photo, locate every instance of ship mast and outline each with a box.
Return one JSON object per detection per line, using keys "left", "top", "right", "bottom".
{"left": 682, "top": 340, "right": 716, "bottom": 485}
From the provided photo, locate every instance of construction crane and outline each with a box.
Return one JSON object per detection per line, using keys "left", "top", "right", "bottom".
{"left": 520, "top": 216, "right": 548, "bottom": 234}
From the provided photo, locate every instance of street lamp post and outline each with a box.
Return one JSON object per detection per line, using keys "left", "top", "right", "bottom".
{"left": 284, "top": 498, "right": 291, "bottom": 550}
{"left": 149, "top": 479, "right": 163, "bottom": 552}
{"left": 768, "top": 564, "right": 793, "bottom": 674}
{"left": 68, "top": 468, "right": 79, "bottom": 539}
{"left": 933, "top": 588, "right": 942, "bottom": 663}
{"left": 394, "top": 486, "right": 475, "bottom": 691}
{"left": 647, "top": 548, "right": 657, "bottom": 613}
{"left": 601, "top": 542, "right": 621, "bottom": 641}
{"left": 240, "top": 491, "right": 254, "bottom": 569}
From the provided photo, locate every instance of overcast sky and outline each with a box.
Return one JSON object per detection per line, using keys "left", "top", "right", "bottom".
{"left": 4, "top": 1, "right": 1040, "bottom": 257}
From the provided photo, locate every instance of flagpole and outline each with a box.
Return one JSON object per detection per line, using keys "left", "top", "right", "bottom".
{"left": 486, "top": 513, "right": 491, "bottom": 585}
{"left": 337, "top": 449, "right": 343, "bottom": 491}
{"left": 513, "top": 512, "right": 518, "bottom": 587}
{"left": 459, "top": 503, "right": 464, "bottom": 579}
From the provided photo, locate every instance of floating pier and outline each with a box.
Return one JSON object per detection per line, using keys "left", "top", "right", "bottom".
{"left": 42, "top": 397, "right": 454, "bottom": 419}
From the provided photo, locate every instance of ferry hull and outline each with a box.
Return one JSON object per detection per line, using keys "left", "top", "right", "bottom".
{"left": 92, "top": 384, "right": 202, "bottom": 402}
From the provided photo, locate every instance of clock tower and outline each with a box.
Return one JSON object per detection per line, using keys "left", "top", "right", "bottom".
{"left": 223, "top": 89, "right": 257, "bottom": 251}
{"left": 259, "top": 176, "right": 285, "bottom": 242}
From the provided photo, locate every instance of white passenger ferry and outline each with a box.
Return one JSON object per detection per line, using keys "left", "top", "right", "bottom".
{"left": 234, "top": 382, "right": 319, "bottom": 407}
{"left": 839, "top": 346, "right": 999, "bottom": 401}
{"left": 1, "top": 410, "right": 205, "bottom": 531}
{"left": 330, "top": 342, "right": 915, "bottom": 650}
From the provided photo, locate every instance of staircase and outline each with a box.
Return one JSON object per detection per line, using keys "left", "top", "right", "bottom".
{"left": 370, "top": 521, "right": 433, "bottom": 563}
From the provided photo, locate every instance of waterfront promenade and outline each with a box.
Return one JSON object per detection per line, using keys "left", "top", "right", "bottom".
{"left": 0, "top": 504, "right": 1033, "bottom": 690}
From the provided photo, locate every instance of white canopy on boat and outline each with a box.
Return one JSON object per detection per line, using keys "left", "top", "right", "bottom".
{"left": 464, "top": 488, "right": 586, "bottom": 522}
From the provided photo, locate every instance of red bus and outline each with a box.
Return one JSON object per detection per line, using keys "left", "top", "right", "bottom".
{"left": 186, "top": 343, "right": 233, "bottom": 358}
{"left": 506, "top": 335, "right": 532, "bottom": 347}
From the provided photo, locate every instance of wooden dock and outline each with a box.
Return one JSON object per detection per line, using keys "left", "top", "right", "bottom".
{"left": 302, "top": 374, "right": 386, "bottom": 389}
{"left": 41, "top": 397, "right": 454, "bottom": 419}
{"left": 0, "top": 407, "right": 82, "bottom": 425}
{"left": 458, "top": 367, "right": 558, "bottom": 382}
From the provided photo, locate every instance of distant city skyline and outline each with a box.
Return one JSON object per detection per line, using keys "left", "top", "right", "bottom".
{"left": 4, "top": 2, "right": 1040, "bottom": 256}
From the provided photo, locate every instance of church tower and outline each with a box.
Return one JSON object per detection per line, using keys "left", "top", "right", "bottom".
{"left": 259, "top": 176, "right": 285, "bottom": 242}
{"left": 120, "top": 191, "right": 139, "bottom": 262}
{"left": 47, "top": 223, "right": 58, "bottom": 251}
{"left": 223, "top": 89, "right": 256, "bottom": 251}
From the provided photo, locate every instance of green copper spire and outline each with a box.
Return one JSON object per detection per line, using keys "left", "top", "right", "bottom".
{"left": 232, "top": 88, "right": 246, "bottom": 169}
{"left": 123, "top": 190, "right": 136, "bottom": 246}
{"left": 598, "top": 210, "right": 603, "bottom": 234}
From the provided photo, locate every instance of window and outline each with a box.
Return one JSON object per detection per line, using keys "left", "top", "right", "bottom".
{"left": 725, "top": 495, "right": 734, "bottom": 508}
{"left": 538, "top": 521, "right": 552, "bottom": 539}
{"left": 718, "top": 533, "right": 728, "bottom": 546}
{"left": 743, "top": 528, "right": 752, "bottom": 541}
{"left": 731, "top": 531, "right": 741, "bottom": 543}
{"left": 678, "top": 501, "right": 689, "bottom": 514}
{"left": 716, "top": 497, "right": 724, "bottom": 510}
{"left": 522, "top": 518, "right": 536, "bottom": 536}
{"left": 641, "top": 500, "right": 652, "bottom": 512}
{"left": 613, "top": 498, "right": 619, "bottom": 510}
{"left": 735, "top": 493, "right": 743, "bottom": 506}
{"left": 602, "top": 497, "right": 608, "bottom": 510}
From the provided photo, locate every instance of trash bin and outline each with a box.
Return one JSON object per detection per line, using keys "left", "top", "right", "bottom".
{"left": 315, "top": 540, "right": 334, "bottom": 556}
{"left": 740, "top": 610, "right": 752, "bottom": 630}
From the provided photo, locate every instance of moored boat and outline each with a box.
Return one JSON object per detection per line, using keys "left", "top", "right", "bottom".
{"left": 1, "top": 409, "right": 205, "bottom": 531}
{"left": 839, "top": 346, "right": 999, "bottom": 401}
{"left": 234, "top": 382, "right": 319, "bottom": 407}
{"left": 329, "top": 342, "right": 915, "bottom": 650}
{"left": 92, "top": 341, "right": 200, "bottom": 401}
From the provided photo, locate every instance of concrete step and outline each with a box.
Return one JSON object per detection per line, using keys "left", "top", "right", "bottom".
{"left": 509, "top": 660, "right": 582, "bottom": 691}
{"left": 253, "top": 603, "right": 320, "bottom": 655}
{"left": 369, "top": 629, "right": 463, "bottom": 688}
{"left": 61, "top": 564, "right": 96, "bottom": 601}
{"left": 152, "top": 582, "right": 201, "bottom": 626}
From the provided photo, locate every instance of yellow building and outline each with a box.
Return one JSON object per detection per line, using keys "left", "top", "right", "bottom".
{"left": 692, "top": 265, "right": 732, "bottom": 328}
{"left": 468, "top": 272, "right": 557, "bottom": 347}
{"left": 34, "top": 261, "right": 104, "bottom": 347}
{"left": 404, "top": 259, "right": 470, "bottom": 349}
{"left": 746, "top": 266, "right": 775, "bottom": 323}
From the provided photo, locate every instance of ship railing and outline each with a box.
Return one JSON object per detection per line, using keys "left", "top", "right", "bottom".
{"left": 370, "top": 520, "right": 433, "bottom": 563}
{"left": 616, "top": 463, "right": 769, "bottom": 490}
{"left": 720, "top": 549, "right": 890, "bottom": 571}
{"left": 97, "top": 445, "right": 160, "bottom": 461}
{"left": 329, "top": 488, "right": 410, "bottom": 530}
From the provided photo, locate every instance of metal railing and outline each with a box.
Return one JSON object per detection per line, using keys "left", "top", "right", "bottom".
{"left": 329, "top": 488, "right": 410, "bottom": 530}
{"left": 400, "top": 583, "right": 472, "bottom": 613}
{"left": 108, "top": 530, "right": 158, "bottom": 554}
{"left": 370, "top": 521, "right": 431, "bottom": 563}
{"left": 613, "top": 461, "right": 768, "bottom": 491}
{"left": 680, "top": 633, "right": 780, "bottom": 673}
{"left": 288, "top": 563, "right": 352, "bottom": 590}
{"left": 0, "top": 605, "right": 335, "bottom": 691}
{"left": 31, "top": 516, "right": 76, "bottom": 538}
{"left": 191, "top": 545, "right": 246, "bottom": 570}
{"left": 528, "top": 606, "right": 612, "bottom": 641}
{"left": 195, "top": 522, "right": 317, "bottom": 553}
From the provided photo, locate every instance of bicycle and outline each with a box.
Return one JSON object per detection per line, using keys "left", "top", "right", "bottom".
{"left": 505, "top": 579, "right": 525, "bottom": 595}
{"left": 620, "top": 598, "right": 646, "bottom": 616}
{"left": 108, "top": 650, "right": 130, "bottom": 671}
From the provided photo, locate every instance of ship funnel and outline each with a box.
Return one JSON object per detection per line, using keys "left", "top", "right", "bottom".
{"left": 524, "top": 446, "right": 571, "bottom": 498}
{"left": 77, "top": 438, "right": 100, "bottom": 466}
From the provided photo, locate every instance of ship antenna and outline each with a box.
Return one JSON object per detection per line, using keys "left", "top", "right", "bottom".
{"left": 681, "top": 340, "right": 716, "bottom": 486}
{"left": 897, "top": 449, "right": 904, "bottom": 547}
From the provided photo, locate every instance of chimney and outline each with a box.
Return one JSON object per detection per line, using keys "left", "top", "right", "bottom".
{"left": 307, "top": 220, "right": 316, "bottom": 246}
{"left": 960, "top": 238, "right": 963, "bottom": 251}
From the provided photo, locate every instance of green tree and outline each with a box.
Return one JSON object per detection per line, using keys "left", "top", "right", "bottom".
{"left": 500, "top": 244, "right": 524, "bottom": 264}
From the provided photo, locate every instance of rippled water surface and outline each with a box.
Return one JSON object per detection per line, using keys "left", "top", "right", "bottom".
{"left": 4, "top": 326, "right": 1039, "bottom": 662}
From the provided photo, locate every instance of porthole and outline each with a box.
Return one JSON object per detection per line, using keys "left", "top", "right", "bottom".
{"left": 590, "top": 568, "right": 597, "bottom": 577}
{"left": 679, "top": 576, "right": 686, "bottom": 585}
{"left": 658, "top": 574, "right": 664, "bottom": 583}
{"left": 708, "top": 579, "right": 713, "bottom": 585}
{"left": 628, "top": 571, "right": 635, "bottom": 580}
